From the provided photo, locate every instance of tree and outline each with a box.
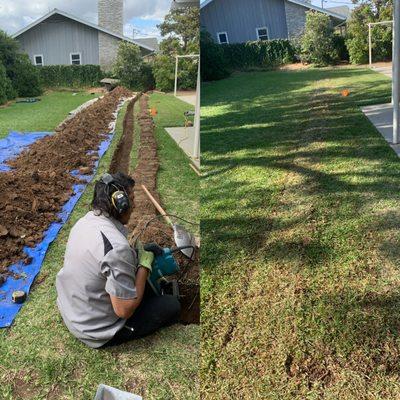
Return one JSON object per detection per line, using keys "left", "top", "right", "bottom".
{"left": 0, "top": 62, "right": 15, "bottom": 104}
{"left": 113, "top": 42, "right": 155, "bottom": 91}
{"left": 300, "top": 11, "right": 339, "bottom": 66}
{"left": 158, "top": 7, "right": 199, "bottom": 52}
{"left": 153, "top": 6, "right": 199, "bottom": 92}
{"left": 346, "top": 1, "right": 392, "bottom": 64}
{"left": 0, "top": 29, "right": 42, "bottom": 99}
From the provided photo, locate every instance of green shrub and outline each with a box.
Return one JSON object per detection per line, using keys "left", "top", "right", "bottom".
{"left": 153, "top": 54, "right": 175, "bottom": 92}
{"left": 39, "top": 65, "right": 103, "bottom": 87}
{"left": 221, "top": 39, "right": 296, "bottom": 70}
{"left": 300, "top": 11, "right": 338, "bottom": 66}
{"left": 140, "top": 63, "right": 156, "bottom": 91}
{"left": 0, "top": 62, "right": 14, "bottom": 104}
{"left": 200, "top": 30, "right": 230, "bottom": 81}
{"left": 346, "top": 3, "right": 392, "bottom": 65}
{"left": 9, "top": 54, "right": 42, "bottom": 97}
{"left": 113, "top": 42, "right": 154, "bottom": 91}
{"left": 332, "top": 34, "right": 349, "bottom": 62}
{"left": 153, "top": 53, "right": 198, "bottom": 92}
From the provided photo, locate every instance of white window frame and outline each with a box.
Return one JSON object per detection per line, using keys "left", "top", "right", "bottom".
{"left": 217, "top": 31, "right": 229, "bottom": 44}
{"left": 256, "top": 26, "right": 269, "bottom": 41}
{"left": 70, "top": 52, "right": 82, "bottom": 65}
{"left": 33, "top": 54, "right": 44, "bottom": 66}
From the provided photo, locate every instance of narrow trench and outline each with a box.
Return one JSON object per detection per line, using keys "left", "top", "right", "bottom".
{"left": 108, "top": 94, "right": 200, "bottom": 324}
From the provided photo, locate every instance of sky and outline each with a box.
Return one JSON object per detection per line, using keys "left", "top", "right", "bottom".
{"left": 0, "top": 0, "right": 171, "bottom": 39}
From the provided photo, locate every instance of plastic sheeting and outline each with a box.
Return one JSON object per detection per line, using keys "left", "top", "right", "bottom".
{"left": 0, "top": 131, "right": 51, "bottom": 171}
{"left": 0, "top": 97, "right": 132, "bottom": 328}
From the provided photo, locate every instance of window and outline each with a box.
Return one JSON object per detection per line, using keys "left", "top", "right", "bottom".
{"left": 70, "top": 53, "right": 81, "bottom": 65}
{"left": 256, "top": 27, "right": 269, "bottom": 41}
{"left": 34, "top": 54, "right": 44, "bottom": 66}
{"left": 217, "top": 32, "right": 229, "bottom": 44}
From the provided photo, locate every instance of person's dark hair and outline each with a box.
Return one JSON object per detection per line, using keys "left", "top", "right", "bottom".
{"left": 91, "top": 172, "right": 135, "bottom": 219}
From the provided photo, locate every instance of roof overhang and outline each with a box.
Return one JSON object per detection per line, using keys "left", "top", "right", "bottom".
{"left": 171, "top": 0, "right": 199, "bottom": 9}
{"left": 11, "top": 8, "right": 156, "bottom": 52}
{"left": 200, "top": 0, "right": 346, "bottom": 20}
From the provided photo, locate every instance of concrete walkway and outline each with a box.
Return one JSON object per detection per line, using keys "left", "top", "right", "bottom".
{"left": 165, "top": 126, "right": 199, "bottom": 169}
{"left": 370, "top": 62, "right": 392, "bottom": 78}
{"left": 176, "top": 91, "right": 196, "bottom": 106}
{"left": 362, "top": 103, "right": 400, "bottom": 156}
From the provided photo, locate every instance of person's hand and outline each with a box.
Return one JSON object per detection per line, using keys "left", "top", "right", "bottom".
{"left": 136, "top": 239, "right": 154, "bottom": 272}
{"left": 144, "top": 243, "right": 164, "bottom": 257}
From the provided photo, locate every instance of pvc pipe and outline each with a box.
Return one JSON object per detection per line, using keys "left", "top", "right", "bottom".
{"left": 174, "top": 55, "right": 179, "bottom": 97}
{"left": 368, "top": 24, "right": 372, "bottom": 68}
{"left": 393, "top": 0, "right": 400, "bottom": 144}
{"left": 193, "top": 61, "right": 200, "bottom": 160}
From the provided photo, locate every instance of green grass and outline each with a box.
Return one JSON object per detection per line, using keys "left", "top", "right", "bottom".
{"left": 149, "top": 93, "right": 199, "bottom": 230}
{"left": 0, "top": 90, "right": 97, "bottom": 139}
{"left": 200, "top": 67, "right": 400, "bottom": 398}
{"left": 0, "top": 94, "right": 199, "bottom": 399}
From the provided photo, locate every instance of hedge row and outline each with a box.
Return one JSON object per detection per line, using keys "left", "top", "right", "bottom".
{"left": 221, "top": 39, "right": 297, "bottom": 69}
{"left": 38, "top": 65, "right": 104, "bottom": 87}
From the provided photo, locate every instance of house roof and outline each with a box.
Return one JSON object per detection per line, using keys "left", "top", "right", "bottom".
{"left": 200, "top": 0, "right": 347, "bottom": 21}
{"left": 11, "top": 8, "right": 156, "bottom": 52}
{"left": 326, "top": 5, "right": 351, "bottom": 19}
{"left": 133, "top": 37, "right": 160, "bottom": 51}
{"left": 171, "top": 0, "right": 200, "bottom": 8}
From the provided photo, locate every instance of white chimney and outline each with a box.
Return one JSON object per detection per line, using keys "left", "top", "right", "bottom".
{"left": 98, "top": 0, "right": 123, "bottom": 35}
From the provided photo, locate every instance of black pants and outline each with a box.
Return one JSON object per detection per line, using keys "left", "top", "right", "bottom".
{"left": 104, "top": 290, "right": 181, "bottom": 347}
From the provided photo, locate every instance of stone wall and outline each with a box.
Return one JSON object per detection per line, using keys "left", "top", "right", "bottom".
{"left": 284, "top": 1, "right": 307, "bottom": 38}
{"left": 98, "top": 0, "right": 123, "bottom": 70}
{"left": 98, "top": 32, "right": 120, "bottom": 71}
{"left": 98, "top": 0, "right": 123, "bottom": 35}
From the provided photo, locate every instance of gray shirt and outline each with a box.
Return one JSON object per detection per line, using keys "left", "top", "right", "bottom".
{"left": 56, "top": 211, "right": 138, "bottom": 348}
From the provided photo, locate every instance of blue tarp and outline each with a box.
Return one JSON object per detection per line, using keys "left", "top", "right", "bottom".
{"left": 0, "top": 131, "right": 52, "bottom": 171}
{"left": 0, "top": 130, "right": 115, "bottom": 328}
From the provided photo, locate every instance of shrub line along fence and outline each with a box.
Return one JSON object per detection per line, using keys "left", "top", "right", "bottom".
{"left": 38, "top": 65, "right": 104, "bottom": 88}
{"left": 221, "top": 39, "right": 297, "bottom": 69}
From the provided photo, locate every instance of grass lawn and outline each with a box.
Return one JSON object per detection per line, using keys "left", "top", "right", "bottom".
{"left": 0, "top": 90, "right": 97, "bottom": 139}
{"left": 0, "top": 93, "right": 199, "bottom": 399}
{"left": 149, "top": 92, "right": 199, "bottom": 233}
{"left": 200, "top": 67, "right": 400, "bottom": 398}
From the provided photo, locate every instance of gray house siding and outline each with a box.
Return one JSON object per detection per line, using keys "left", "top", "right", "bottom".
{"left": 200, "top": 0, "right": 289, "bottom": 44}
{"left": 17, "top": 14, "right": 99, "bottom": 66}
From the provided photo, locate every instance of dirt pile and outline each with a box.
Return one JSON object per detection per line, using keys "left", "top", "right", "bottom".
{"left": 0, "top": 87, "right": 132, "bottom": 274}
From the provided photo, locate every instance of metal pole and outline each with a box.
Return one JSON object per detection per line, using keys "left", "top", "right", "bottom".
{"left": 368, "top": 23, "right": 372, "bottom": 68}
{"left": 193, "top": 60, "right": 200, "bottom": 160}
{"left": 174, "top": 55, "right": 179, "bottom": 97}
{"left": 393, "top": 0, "right": 400, "bottom": 144}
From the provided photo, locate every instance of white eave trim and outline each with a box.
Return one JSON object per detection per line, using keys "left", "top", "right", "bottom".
{"left": 200, "top": 0, "right": 214, "bottom": 9}
{"left": 11, "top": 8, "right": 155, "bottom": 52}
{"left": 287, "top": 0, "right": 346, "bottom": 20}
{"left": 201, "top": 0, "right": 346, "bottom": 20}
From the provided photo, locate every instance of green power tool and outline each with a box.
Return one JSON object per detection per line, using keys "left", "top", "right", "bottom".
{"left": 144, "top": 243, "right": 195, "bottom": 296}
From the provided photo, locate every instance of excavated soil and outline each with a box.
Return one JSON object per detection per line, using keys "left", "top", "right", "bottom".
{"left": 110, "top": 94, "right": 199, "bottom": 324}
{"left": 109, "top": 97, "right": 137, "bottom": 174}
{"left": 0, "top": 86, "right": 132, "bottom": 275}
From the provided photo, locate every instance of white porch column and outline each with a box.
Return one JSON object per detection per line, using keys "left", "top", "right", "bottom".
{"left": 393, "top": 0, "right": 400, "bottom": 144}
{"left": 193, "top": 60, "right": 200, "bottom": 160}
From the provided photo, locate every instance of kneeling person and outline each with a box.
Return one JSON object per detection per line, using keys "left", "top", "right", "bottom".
{"left": 56, "top": 172, "right": 180, "bottom": 348}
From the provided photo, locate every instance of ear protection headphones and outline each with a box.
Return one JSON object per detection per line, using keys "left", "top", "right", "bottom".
{"left": 100, "top": 173, "right": 131, "bottom": 215}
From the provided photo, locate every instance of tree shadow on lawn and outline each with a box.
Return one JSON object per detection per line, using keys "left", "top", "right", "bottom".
{"left": 201, "top": 68, "right": 400, "bottom": 385}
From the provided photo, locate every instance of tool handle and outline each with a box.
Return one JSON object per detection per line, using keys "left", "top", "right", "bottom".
{"left": 141, "top": 185, "right": 173, "bottom": 226}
